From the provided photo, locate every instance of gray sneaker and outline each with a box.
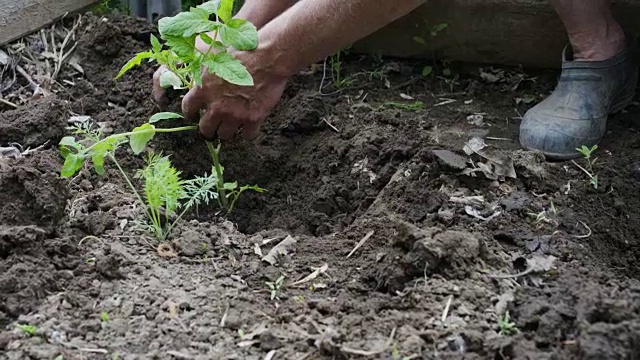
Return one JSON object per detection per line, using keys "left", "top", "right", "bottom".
{"left": 519, "top": 45, "right": 638, "bottom": 160}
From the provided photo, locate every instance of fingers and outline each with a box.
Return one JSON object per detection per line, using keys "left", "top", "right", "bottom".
{"left": 242, "top": 121, "right": 261, "bottom": 140}
{"left": 217, "top": 119, "right": 241, "bottom": 140}
{"left": 182, "top": 86, "right": 207, "bottom": 121}
{"left": 200, "top": 107, "right": 257, "bottom": 141}
{"left": 152, "top": 66, "right": 168, "bottom": 104}
{"left": 198, "top": 108, "right": 222, "bottom": 140}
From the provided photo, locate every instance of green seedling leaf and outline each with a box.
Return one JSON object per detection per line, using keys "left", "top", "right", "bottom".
{"left": 61, "top": 153, "right": 85, "bottom": 178}
{"left": 422, "top": 65, "right": 433, "bottom": 77}
{"left": 101, "top": 312, "right": 110, "bottom": 322}
{"left": 220, "top": 19, "right": 258, "bottom": 51}
{"left": 223, "top": 181, "right": 238, "bottom": 190}
{"left": 204, "top": 51, "right": 253, "bottom": 86}
{"left": 149, "top": 112, "right": 184, "bottom": 123}
{"left": 159, "top": 9, "right": 219, "bottom": 38}
{"left": 160, "top": 70, "right": 184, "bottom": 89}
{"left": 240, "top": 185, "right": 266, "bottom": 193}
{"left": 116, "top": 51, "right": 153, "bottom": 79}
{"left": 59, "top": 136, "right": 82, "bottom": 158}
{"left": 198, "top": 35, "right": 226, "bottom": 52}
{"left": 197, "top": 0, "right": 222, "bottom": 14}
{"left": 90, "top": 137, "right": 118, "bottom": 175}
{"left": 413, "top": 36, "right": 426, "bottom": 45}
{"left": 59, "top": 136, "right": 79, "bottom": 148}
{"left": 218, "top": 0, "right": 234, "bottom": 23}
{"left": 164, "top": 35, "right": 196, "bottom": 58}
{"left": 200, "top": 32, "right": 215, "bottom": 45}
{"left": 91, "top": 152, "right": 106, "bottom": 175}
{"left": 189, "top": 56, "right": 205, "bottom": 87}
{"left": 130, "top": 123, "right": 156, "bottom": 155}
{"left": 150, "top": 34, "right": 162, "bottom": 53}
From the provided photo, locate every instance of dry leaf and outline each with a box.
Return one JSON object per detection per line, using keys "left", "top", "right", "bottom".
{"left": 292, "top": 263, "right": 328, "bottom": 286}
{"left": 465, "top": 205, "right": 501, "bottom": 221}
{"left": 262, "top": 235, "right": 296, "bottom": 265}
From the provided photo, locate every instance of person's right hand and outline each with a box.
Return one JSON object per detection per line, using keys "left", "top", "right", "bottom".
{"left": 153, "top": 47, "right": 289, "bottom": 141}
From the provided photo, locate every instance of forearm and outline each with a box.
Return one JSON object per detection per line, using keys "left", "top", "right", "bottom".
{"left": 197, "top": 0, "right": 296, "bottom": 48}
{"left": 236, "top": 0, "right": 299, "bottom": 29}
{"left": 257, "top": 0, "right": 426, "bottom": 77}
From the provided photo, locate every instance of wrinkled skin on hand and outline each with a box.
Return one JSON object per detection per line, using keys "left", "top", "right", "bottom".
{"left": 153, "top": 46, "right": 288, "bottom": 141}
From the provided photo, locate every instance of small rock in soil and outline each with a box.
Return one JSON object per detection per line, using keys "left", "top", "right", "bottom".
{"left": 95, "top": 254, "right": 123, "bottom": 279}
{"left": 433, "top": 149, "right": 468, "bottom": 171}
{"left": 173, "top": 229, "right": 208, "bottom": 257}
{"left": 259, "top": 330, "right": 282, "bottom": 350}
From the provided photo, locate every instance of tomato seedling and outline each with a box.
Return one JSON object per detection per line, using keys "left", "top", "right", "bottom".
{"left": 116, "top": 0, "right": 258, "bottom": 89}
{"left": 59, "top": 0, "right": 265, "bottom": 240}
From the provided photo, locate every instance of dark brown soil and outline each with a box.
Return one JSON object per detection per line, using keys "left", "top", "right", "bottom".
{"left": 1, "top": 13, "right": 640, "bottom": 360}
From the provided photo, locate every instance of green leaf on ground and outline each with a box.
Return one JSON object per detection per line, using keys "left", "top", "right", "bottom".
{"left": 220, "top": 19, "right": 258, "bottom": 51}
{"left": 130, "top": 123, "right": 156, "bottom": 155}
{"left": 116, "top": 51, "right": 153, "bottom": 79}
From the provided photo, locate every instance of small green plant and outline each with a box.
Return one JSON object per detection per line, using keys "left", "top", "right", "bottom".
{"left": 384, "top": 100, "right": 425, "bottom": 111}
{"left": 60, "top": 115, "right": 263, "bottom": 240}
{"left": 527, "top": 200, "right": 558, "bottom": 227}
{"left": 575, "top": 145, "right": 599, "bottom": 189}
{"left": 329, "top": 47, "right": 355, "bottom": 89}
{"left": 101, "top": 311, "right": 110, "bottom": 322}
{"left": 497, "top": 311, "right": 518, "bottom": 336}
{"left": 16, "top": 324, "right": 37, "bottom": 336}
{"left": 60, "top": 1, "right": 264, "bottom": 241}
{"left": 266, "top": 275, "right": 286, "bottom": 301}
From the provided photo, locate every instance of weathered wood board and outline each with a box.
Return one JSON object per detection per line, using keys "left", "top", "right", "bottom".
{"left": 353, "top": 0, "right": 640, "bottom": 69}
{"left": 0, "top": 0, "right": 99, "bottom": 45}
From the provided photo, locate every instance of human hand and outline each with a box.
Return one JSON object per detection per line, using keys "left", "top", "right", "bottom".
{"left": 153, "top": 42, "right": 288, "bottom": 140}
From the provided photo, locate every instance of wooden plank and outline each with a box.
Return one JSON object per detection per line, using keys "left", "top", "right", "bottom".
{"left": 354, "top": 0, "right": 640, "bottom": 69}
{"left": 0, "top": 0, "right": 100, "bottom": 45}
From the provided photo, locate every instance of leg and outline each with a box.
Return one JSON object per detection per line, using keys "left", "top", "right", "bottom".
{"left": 549, "top": 0, "right": 625, "bottom": 61}
{"left": 519, "top": 0, "right": 638, "bottom": 160}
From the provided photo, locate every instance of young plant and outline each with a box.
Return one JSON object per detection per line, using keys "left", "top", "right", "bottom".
{"left": 16, "top": 324, "right": 37, "bottom": 336}
{"left": 329, "top": 47, "right": 355, "bottom": 89}
{"left": 116, "top": 0, "right": 258, "bottom": 90}
{"left": 60, "top": 1, "right": 266, "bottom": 240}
{"left": 101, "top": 311, "right": 110, "bottom": 323}
{"left": 59, "top": 114, "right": 262, "bottom": 241}
{"left": 266, "top": 275, "right": 286, "bottom": 301}
{"left": 113, "top": 0, "right": 264, "bottom": 213}
{"left": 497, "top": 311, "right": 518, "bottom": 336}
{"left": 574, "top": 145, "right": 599, "bottom": 189}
